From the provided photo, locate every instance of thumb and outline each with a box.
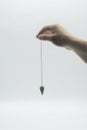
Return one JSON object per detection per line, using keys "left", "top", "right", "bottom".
{"left": 36, "top": 33, "right": 56, "bottom": 41}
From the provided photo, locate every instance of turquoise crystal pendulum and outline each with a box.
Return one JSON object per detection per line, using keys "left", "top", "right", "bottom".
{"left": 40, "top": 41, "right": 44, "bottom": 95}
{"left": 40, "top": 86, "right": 44, "bottom": 95}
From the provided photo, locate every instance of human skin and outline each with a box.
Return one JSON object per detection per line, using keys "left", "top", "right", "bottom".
{"left": 36, "top": 24, "right": 87, "bottom": 63}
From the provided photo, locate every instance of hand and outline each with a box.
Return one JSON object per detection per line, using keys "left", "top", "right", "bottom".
{"left": 36, "top": 24, "right": 87, "bottom": 63}
{"left": 36, "top": 24, "right": 71, "bottom": 47}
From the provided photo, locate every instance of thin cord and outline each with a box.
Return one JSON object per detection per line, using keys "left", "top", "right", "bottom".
{"left": 40, "top": 41, "right": 43, "bottom": 86}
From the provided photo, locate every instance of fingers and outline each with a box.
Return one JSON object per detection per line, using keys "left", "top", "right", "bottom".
{"left": 37, "top": 33, "right": 54, "bottom": 40}
{"left": 36, "top": 26, "right": 49, "bottom": 38}
{"left": 36, "top": 25, "right": 57, "bottom": 41}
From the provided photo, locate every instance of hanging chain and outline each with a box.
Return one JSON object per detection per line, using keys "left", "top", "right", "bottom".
{"left": 40, "top": 41, "right": 43, "bottom": 86}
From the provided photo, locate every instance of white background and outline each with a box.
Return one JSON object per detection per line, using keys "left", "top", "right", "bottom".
{"left": 0, "top": 0, "right": 87, "bottom": 129}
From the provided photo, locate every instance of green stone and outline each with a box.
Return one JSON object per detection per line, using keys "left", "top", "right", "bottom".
{"left": 40, "top": 86, "right": 44, "bottom": 95}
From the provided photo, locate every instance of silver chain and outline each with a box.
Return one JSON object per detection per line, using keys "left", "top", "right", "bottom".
{"left": 40, "top": 41, "right": 43, "bottom": 86}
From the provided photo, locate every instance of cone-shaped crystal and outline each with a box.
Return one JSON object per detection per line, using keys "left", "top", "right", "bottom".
{"left": 40, "top": 86, "right": 44, "bottom": 95}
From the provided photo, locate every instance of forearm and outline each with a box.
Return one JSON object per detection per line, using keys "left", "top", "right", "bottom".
{"left": 67, "top": 36, "right": 87, "bottom": 63}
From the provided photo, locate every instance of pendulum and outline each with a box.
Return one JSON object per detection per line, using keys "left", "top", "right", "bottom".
{"left": 40, "top": 41, "right": 44, "bottom": 95}
{"left": 40, "top": 86, "right": 44, "bottom": 95}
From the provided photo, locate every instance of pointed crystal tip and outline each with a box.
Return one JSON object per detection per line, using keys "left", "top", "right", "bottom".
{"left": 40, "top": 86, "right": 44, "bottom": 95}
